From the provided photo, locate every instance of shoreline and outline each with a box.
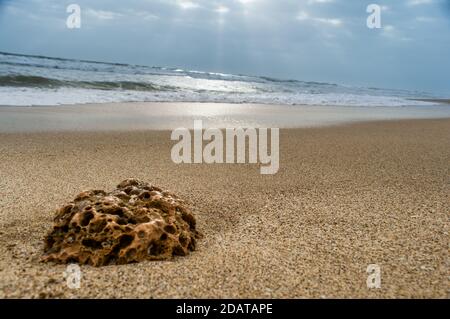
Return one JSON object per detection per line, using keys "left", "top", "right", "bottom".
{"left": 3, "top": 98, "right": 450, "bottom": 108}
{"left": 1, "top": 118, "right": 449, "bottom": 298}
{"left": 1, "top": 102, "right": 450, "bottom": 133}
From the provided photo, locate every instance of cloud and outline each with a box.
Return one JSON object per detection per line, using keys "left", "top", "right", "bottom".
{"left": 381, "top": 25, "right": 397, "bottom": 38}
{"left": 296, "top": 11, "right": 342, "bottom": 26}
{"left": 416, "top": 16, "right": 436, "bottom": 22}
{"left": 215, "top": 5, "right": 230, "bottom": 14}
{"left": 86, "top": 9, "right": 123, "bottom": 20}
{"left": 407, "top": 0, "right": 433, "bottom": 6}
{"left": 126, "top": 9, "right": 159, "bottom": 21}
{"left": 237, "top": 0, "right": 257, "bottom": 4}
{"left": 177, "top": 0, "right": 200, "bottom": 10}
{"left": 380, "top": 24, "right": 413, "bottom": 42}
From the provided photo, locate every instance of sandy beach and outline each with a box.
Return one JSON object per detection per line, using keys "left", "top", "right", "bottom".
{"left": 0, "top": 103, "right": 449, "bottom": 298}
{"left": 2, "top": 102, "right": 450, "bottom": 132}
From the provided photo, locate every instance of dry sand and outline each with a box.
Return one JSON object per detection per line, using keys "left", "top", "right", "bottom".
{"left": 0, "top": 118, "right": 449, "bottom": 298}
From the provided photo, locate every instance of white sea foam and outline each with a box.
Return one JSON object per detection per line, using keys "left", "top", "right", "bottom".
{"left": 0, "top": 52, "right": 441, "bottom": 107}
{"left": 0, "top": 87, "right": 438, "bottom": 107}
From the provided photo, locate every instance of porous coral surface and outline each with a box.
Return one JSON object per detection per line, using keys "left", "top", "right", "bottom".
{"left": 42, "top": 179, "right": 201, "bottom": 266}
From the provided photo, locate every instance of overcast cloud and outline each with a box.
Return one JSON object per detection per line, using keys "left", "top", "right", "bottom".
{"left": 0, "top": 0, "right": 449, "bottom": 94}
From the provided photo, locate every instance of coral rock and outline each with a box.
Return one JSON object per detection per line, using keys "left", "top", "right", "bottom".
{"left": 42, "top": 179, "right": 201, "bottom": 266}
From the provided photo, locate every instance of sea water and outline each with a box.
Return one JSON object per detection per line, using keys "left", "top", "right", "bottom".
{"left": 0, "top": 51, "right": 442, "bottom": 107}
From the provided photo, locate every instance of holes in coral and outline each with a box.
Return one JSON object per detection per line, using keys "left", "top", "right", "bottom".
{"left": 102, "top": 241, "right": 112, "bottom": 248}
{"left": 139, "top": 191, "right": 151, "bottom": 200}
{"left": 44, "top": 236, "right": 55, "bottom": 249}
{"left": 164, "top": 224, "right": 176, "bottom": 234}
{"left": 109, "top": 234, "right": 134, "bottom": 258}
{"left": 88, "top": 219, "right": 107, "bottom": 233}
{"left": 43, "top": 180, "right": 199, "bottom": 266}
{"left": 140, "top": 216, "right": 150, "bottom": 223}
{"left": 123, "top": 186, "right": 134, "bottom": 194}
{"left": 127, "top": 218, "right": 137, "bottom": 225}
{"left": 117, "top": 218, "right": 127, "bottom": 225}
{"left": 104, "top": 254, "right": 117, "bottom": 265}
{"left": 146, "top": 200, "right": 163, "bottom": 210}
{"left": 137, "top": 230, "right": 146, "bottom": 239}
{"left": 130, "top": 188, "right": 141, "bottom": 196}
{"left": 109, "top": 207, "right": 124, "bottom": 217}
{"left": 148, "top": 241, "right": 164, "bottom": 256}
{"left": 126, "top": 248, "right": 137, "bottom": 259}
{"left": 179, "top": 233, "right": 188, "bottom": 247}
{"left": 118, "top": 234, "right": 134, "bottom": 249}
{"left": 61, "top": 204, "right": 73, "bottom": 214}
{"left": 173, "top": 245, "right": 187, "bottom": 256}
{"left": 82, "top": 238, "right": 103, "bottom": 250}
{"left": 57, "top": 204, "right": 74, "bottom": 221}
{"left": 80, "top": 211, "right": 94, "bottom": 227}
{"left": 181, "top": 211, "right": 196, "bottom": 229}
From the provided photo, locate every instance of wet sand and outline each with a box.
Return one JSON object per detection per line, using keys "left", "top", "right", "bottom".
{"left": 2, "top": 102, "right": 450, "bottom": 132}
{"left": 0, "top": 114, "right": 449, "bottom": 298}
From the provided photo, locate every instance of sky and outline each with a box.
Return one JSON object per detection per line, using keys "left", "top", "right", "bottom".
{"left": 0, "top": 0, "right": 449, "bottom": 94}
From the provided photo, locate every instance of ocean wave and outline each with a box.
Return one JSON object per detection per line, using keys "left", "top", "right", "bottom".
{"left": 0, "top": 75, "right": 174, "bottom": 91}
{"left": 0, "top": 87, "right": 440, "bottom": 107}
{"left": 0, "top": 51, "right": 440, "bottom": 106}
